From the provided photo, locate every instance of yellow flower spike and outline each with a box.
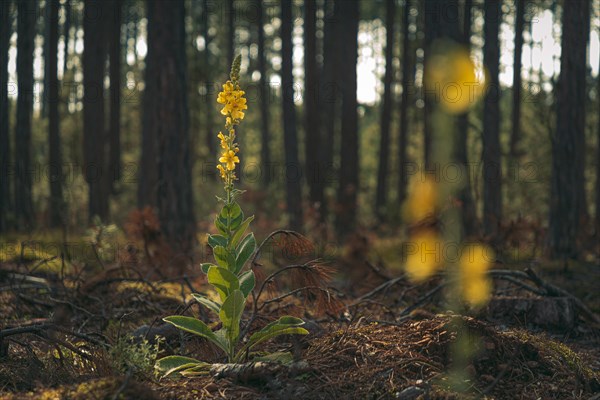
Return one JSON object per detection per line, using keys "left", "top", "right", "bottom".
{"left": 403, "top": 175, "right": 438, "bottom": 222}
{"left": 404, "top": 230, "right": 443, "bottom": 282}
{"left": 216, "top": 164, "right": 227, "bottom": 180}
{"left": 219, "top": 150, "right": 240, "bottom": 171}
{"left": 459, "top": 244, "right": 494, "bottom": 306}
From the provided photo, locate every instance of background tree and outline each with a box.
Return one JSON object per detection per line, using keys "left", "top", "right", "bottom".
{"left": 548, "top": 0, "right": 589, "bottom": 258}
{"left": 15, "top": 0, "right": 36, "bottom": 230}
{"left": 0, "top": 0, "right": 11, "bottom": 232}
{"left": 510, "top": 0, "right": 525, "bottom": 158}
{"left": 109, "top": 0, "right": 123, "bottom": 191}
{"left": 48, "top": 0, "right": 63, "bottom": 227}
{"left": 397, "top": 0, "right": 411, "bottom": 207}
{"left": 256, "top": 0, "right": 271, "bottom": 188}
{"left": 62, "top": 0, "right": 71, "bottom": 76}
{"left": 375, "top": 0, "right": 395, "bottom": 222}
{"left": 336, "top": 0, "right": 359, "bottom": 237}
{"left": 456, "top": 0, "right": 477, "bottom": 237}
{"left": 281, "top": 0, "right": 303, "bottom": 230}
{"left": 482, "top": 0, "right": 502, "bottom": 241}
{"left": 83, "top": 0, "right": 110, "bottom": 221}
{"left": 146, "top": 0, "right": 196, "bottom": 254}
{"left": 304, "top": 0, "right": 320, "bottom": 214}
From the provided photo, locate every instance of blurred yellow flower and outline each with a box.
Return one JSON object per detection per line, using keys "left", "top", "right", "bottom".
{"left": 459, "top": 244, "right": 494, "bottom": 306}
{"left": 403, "top": 176, "right": 437, "bottom": 222}
{"left": 219, "top": 150, "right": 240, "bottom": 171}
{"left": 405, "top": 230, "right": 443, "bottom": 282}
{"left": 425, "top": 46, "right": 486, "bottom": 114}
{"left": 216, "top": 164, "right": 227, "bottom": 180}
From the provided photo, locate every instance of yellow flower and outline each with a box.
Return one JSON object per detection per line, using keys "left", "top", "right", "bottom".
{"left": 219, "top": 150, "right": 240, "bottom": 171}
{"left": 217, "top": 132, "right": 228, "bottom": 149}
{"left": 403, "top": 176, "right": 437, "bottom": 222}
{"left": 459, "top": 244, "right": 494, "bottom": 306}
{"left": 217, "top": 81, "right": 235, "bottom": 104}
{"left": 425, "top": 46, "right": 486, "bottom": 114}
{"left": 216, "top": 164, "right": 227, "bottom": 180}
{"left": 220, "top": 93, "right": 247, "bottom": 120}
{"left": 404, "top": 230, "right": 443, "bottom": 282}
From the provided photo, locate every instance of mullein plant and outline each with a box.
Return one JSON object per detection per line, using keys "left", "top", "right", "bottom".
{"left": 155, "top": 56, "right": 308, "bottom": 378}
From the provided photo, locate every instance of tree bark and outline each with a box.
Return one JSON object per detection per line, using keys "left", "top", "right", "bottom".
{"left": 83, "top": 0, "right": 109, "bottom": 222}
{"left": 146, "top": 0, "right": 196, "bottom": 256}
{"left": 256, "top": 0, "right": 271, "bottom": 187}
{"left": 482, "top": 0, "right": 502, "bottom": 241}
{"left": 336, "top": 0, "right": 359, "bottom": 237}
{"left": 15, "top": 0, "right": 36, "bottom": 230}
{"left": 455, "top": 0, "right": 477, "bottom": 237}
{"left": 375, "top": 0, "right": 395, "bottom": 222}
{"left": 548, "top": 0, "right": 590, "bottom": 258}
{"left": 48, "top": 0, "right": 63, "bottom": 227}
{"left": 109, "top": 0, "right": 122, "bottom": 191}
{"left": 510, "top": 0, "right": 525, "bottom": 158}
{"left": 281, "top": 0, "right": 303, "bottom": 230}
{"left": 304, "top": 0, "right": 321, "bottom": 214}
{"left": 397, "top": 0, "right": 411, "bottom": 207}
{"left": 0, "top": 0, "right": 12, "bottom": 232}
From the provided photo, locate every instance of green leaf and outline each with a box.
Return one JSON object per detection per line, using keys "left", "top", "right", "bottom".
{"left": 220, "top": 202, "right": 242, "bottom": 220}
{"left": 208, "top": 234, "right": 228, "bottom": 249}
{"left": 213, "top": 245, "right": 236, "bottom": 270}
{"left": 251, "top": 351, "right": 294, "bottom": 364}
{"left": 239, "top": 270, "right": 255, "bottom": 297}
{"left": 219, "top": 289, "right": 245, "bottom": 344}
{"left": 155, "top": 355, "right": 205, "bottom": 377}
{"left": 238, "top": 316, "right": 307, "bottom": 356}
{"left": 230, "top": 215, "right": 254, "bottom": 247}
{"left": 200, "top": 263, "right": 216, "bottom": 274}
{"left": 191, "top": 293, "right": 221, "bottom": 315}
{"left": 229, "top": 212, "right": 244, "bottom": 231}
{"left": 215, "top": 215, "right": 228, "bottom": 234}
{"left": 179, "top": 364, "right": 211, "bottom": 376}
{"left": 162, "top": 316, "right": 228, "bottom": 354}
{"left": 235, "top": 233, "right": 256, "bottom": 274}
{"left": 207, "top": 266, "right": 239, "bottom": 302}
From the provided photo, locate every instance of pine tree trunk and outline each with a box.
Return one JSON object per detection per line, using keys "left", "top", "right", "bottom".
{"left": 15, "top": 0, "right": 36, "bottom": 230}
{"left": 549, "top": 0, "right": 590, "bottom": 258}
{"left": 304, "top": 0, "right": 321, "bottom": 214}
{"left": 397, "top": 0, "right": 411, "bottom": 207}
{"left": 318, "top": 0, "right": 339, "bottom": 222}
{"left": 455, "top": 0, "right": 477, "bottom": 237}
{"left": 281, "top": 0, "right": 303, "bottom": 230}
{"left": 146, "top": 0, "right": 196, "bottom": 255}
{"left": 256, "top": 0, "right": 271, "bottom": 187}
{"left": 83, "top": 0, "right": 109, "bottom": 222}
{"left": 510, "top": 0, "right": 525, "bottom": 158}
{"left": 48, "top": 0, "right": 63, "bottom": 227}
{"left": 336, "top": 0, "right": 359, "bottom": 237}
{"left": 482, "top": 0, "right": 502, "bottom": 241}
{"left": 109, "top": 0, "right": 122, "bottom": 191}
{"left": 0, "top": 0, "right": 11, "bottom": 232}
{"left": 375, "top": 0, "right": 395, "bottom": 222}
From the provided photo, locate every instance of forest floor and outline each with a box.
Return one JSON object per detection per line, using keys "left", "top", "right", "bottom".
{"left": 0, "top": 236, "right": 599, "bottom": 400}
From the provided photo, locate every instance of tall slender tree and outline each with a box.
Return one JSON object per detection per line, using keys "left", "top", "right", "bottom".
{"left": 146, "top": 0, "right": 195, "bottom": 254}
{"left": 83, "top": 0, "right": 109, "bottom": 221}
{"left": 109, "top": 0, "right": 122, "bottom": 190}
{"left": 15, "top": 0, "right": 36, "bottom": 229}
{"left": 375, "top": 0, "right": 395, "bottom": 222}
{"left": 336, "top": 0, "right": 359, "bottom": 237}
{"left": 596, "top": 67, "right": 600, "bottom": 235}
{"left": 397, "top": 0, "right": 411, "bottom": 207}
{"left": 0, "top": 0, "right": 11, "bottom": 231}
{"left": 256, "top": 0, "right": 271, "bottom": 187}
{"left": 455, "top": 0, "right": 477, "bottom": 237}
{"left": 510, "top": 0, "right": 525, "bottom": 157}
{"left": 482, "top": 0, "right": 502, "bottom": 241}
{"left": 304, "top": 0, "right": 321, "bottom": 213}
{"left": 62, "top": 0, "right": 71, "bottom": 76}
{"left": 548, "top": 0, "right": 590, "bottom": 258}
{"left": 48, "top": 0, "right": 63, "bottom": 227}
{"left": 202, "top": 0, "right": 214, "bottom": 156}
{"left": 281, "top": 0, "right": 303, "bottom": 230}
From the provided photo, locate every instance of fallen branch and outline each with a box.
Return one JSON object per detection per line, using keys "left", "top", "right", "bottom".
{"left": 210, "top": 361, "right": 311, "bottom": 382}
